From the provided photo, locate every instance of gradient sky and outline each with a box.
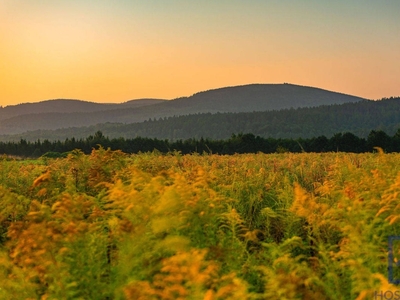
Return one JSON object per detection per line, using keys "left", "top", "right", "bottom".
{"left": 1, "top": 1, "right": 399, "bottom": 106}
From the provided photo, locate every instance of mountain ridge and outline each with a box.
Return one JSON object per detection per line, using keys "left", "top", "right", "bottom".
{"left": 2, "top": 97, "right": 399, "bottom": 143}
{"left": 0, "top": 83, "right": 367, "bottom": 135}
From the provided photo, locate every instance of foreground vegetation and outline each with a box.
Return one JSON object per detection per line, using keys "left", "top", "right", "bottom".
{"left": 0, "top": 149, "right": 400, "bottom": 299}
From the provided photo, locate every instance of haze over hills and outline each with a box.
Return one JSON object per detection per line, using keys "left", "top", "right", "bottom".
{"left": 0, "top": 99, "right": 166, "bottom": 121}
{"left": 0, "top": 84, "right": 366, "bottom": 135}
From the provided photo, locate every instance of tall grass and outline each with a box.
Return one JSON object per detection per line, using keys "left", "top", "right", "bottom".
{"left": 0, "top": 150, "right": 399, "bottom": 299}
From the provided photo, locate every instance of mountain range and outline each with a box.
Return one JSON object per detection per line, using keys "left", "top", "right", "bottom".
{"left": 0, "top": 83, "right": 366, "bottom": 137}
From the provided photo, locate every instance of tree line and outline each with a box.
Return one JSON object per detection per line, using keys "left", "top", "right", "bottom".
{"left": 0, "top": 129, "right": 399, "bottom": 158}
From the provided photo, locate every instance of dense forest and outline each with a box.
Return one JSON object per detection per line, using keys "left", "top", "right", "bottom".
{"left": 1, "top": 97, "right": 399, "bottom": 142}
{"left": 86, "top": 96, "right": 400, "bottom": 140}
{"left": 0, "top": 128, "right": 399, "bottom": 158}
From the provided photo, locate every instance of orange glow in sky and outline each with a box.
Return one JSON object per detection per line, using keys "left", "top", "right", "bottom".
{"left": 1, "top": 1, "right": 399, "bottom": 106}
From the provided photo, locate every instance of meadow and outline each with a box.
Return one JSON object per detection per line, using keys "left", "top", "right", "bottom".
{"left": 0, "top": 148, "right": 399, "bottom": 299}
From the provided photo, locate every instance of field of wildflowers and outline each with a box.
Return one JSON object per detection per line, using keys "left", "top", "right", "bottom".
{"left": 0, "top": 148, "right": 399, "bottom": 299}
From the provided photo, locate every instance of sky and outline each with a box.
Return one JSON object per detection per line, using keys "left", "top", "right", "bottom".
{"left": 1, "top": 1, "right": 399, "bottom": 106}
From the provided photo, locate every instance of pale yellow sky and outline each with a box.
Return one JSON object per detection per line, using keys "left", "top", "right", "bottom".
{"left": 1, "top": 1, "right": 399, "bottom": 106}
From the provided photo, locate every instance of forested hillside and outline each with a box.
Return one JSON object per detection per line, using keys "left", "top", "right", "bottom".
{"left": 0, "top": 84, "right": 365, "bottom": 135}
{"left": 1, "top": 97, "right": 398, "bottom": 142}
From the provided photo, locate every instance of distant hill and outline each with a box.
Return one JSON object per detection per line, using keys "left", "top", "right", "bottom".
{"left": 0, "top": 84, "right": 366, "bottom": 135}
{"left": 0, "top": 99, "right": 166, "bottom": 121}
{"left": 157, "top": 83, "right": 366, "bottom": 113}
{"left": 2, "top": 97, "right": 400, "bottom": 143}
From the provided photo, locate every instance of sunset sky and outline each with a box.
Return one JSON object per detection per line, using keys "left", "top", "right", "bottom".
{"left": 1, "top": 1, "right": 399, "bottom": 106}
